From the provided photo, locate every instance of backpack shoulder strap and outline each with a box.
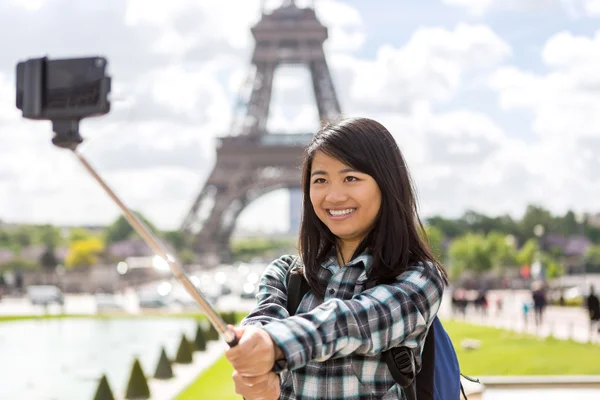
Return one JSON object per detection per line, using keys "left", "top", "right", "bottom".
{"left": 286, "top": 256, "right": 310, "bottom": 316}
{"left": 414, "top": 320, "right": 436, "bottom": 400}
{"left": 365, "top": 279, "right": 419, "bottom": 398}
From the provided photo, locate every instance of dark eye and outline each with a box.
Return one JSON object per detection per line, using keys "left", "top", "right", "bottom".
{"left": 345, "top": 176, "right": 359, "bottom": 182}
{"left": 312, "top": 178, "right": 326, "bottom": 184}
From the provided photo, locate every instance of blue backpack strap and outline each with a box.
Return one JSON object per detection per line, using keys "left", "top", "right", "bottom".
{"left": 414, "top": 320, "right": 436, "bottom": 399}
{"left": 430, "top": 317, "right": 463, "bottom": 400}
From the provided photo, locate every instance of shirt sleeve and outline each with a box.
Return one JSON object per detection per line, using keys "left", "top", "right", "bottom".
{"left": 261, "top": 262, "right": 445, "bottom": 371}
{"left": 240, "top": 255, "right": 294, "bottom": 328}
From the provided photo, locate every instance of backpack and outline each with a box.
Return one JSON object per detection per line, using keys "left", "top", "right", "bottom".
{"left": 285, "top": 258, "right": 476, "bottom": 400}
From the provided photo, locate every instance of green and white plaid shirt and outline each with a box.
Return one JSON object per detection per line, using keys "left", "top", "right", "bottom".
{"left": 241, "top": 253, "right": 445, "bottom": 400}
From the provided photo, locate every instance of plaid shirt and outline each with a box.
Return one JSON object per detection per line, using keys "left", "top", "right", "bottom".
{"left": 241, "top": 253, "right": 445, "bottom": 400}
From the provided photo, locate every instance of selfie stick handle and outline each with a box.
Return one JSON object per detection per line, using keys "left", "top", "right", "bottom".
{"left": 71, "top": 148, "right": 239, "bottom": 347}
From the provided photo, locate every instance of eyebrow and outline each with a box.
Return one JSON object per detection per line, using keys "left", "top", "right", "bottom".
{"left": 310, "top": 168, "right": 356, "bottom": 177}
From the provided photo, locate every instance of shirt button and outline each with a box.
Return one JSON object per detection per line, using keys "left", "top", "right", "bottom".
{"left": 329, "top": 288, "right": 335, "bottom": 295}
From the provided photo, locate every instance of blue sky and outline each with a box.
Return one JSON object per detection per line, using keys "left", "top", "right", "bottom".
{"left": 344, "top": 0, "right": 599, "bottom": 141}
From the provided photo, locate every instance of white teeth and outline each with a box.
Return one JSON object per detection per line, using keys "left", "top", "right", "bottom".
{"left": 328, "top": 208, "right": 355, "bottom": 216}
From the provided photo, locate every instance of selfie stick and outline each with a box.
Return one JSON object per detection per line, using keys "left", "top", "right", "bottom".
{"left": 16, "top": 56, "right": 238, "bottom": 347}
{"left": 71, "top": 148, "right": 238, "bottom": 347}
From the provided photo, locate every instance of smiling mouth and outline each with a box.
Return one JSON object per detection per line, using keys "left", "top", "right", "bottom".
{"left": 327, "top": 208, "right": 356, "bottom": 217}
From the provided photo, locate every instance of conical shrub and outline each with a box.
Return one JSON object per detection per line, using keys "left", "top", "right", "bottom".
{"left": 125, "top": 357, "right": 151, "bottom": 399}
{"left": 228, "top": 311, "right": 238, "bottom": 325}
{"left": 220, "top": 311, "right": 229, "bottom": 325}
{"left": 154, "top": 346, "right": 174, "bottom": 380}
{"left": 224, "top": 311, "right": 236, "bottom": 326}
{"left": 193, "top": 324, "right": 207, "bottom": 352}
{"left": 93, "top": 374, "right": 115, "bottom": 400}
{"left": 175, "top": 334, "right": 193, "bottom": 364}
{"left": 205, "top": 322, "right": 219, "bottom": 341}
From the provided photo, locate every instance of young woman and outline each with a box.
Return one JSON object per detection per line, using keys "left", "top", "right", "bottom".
{"left": 225, "top": 117, "right": 448, "bottom": 400}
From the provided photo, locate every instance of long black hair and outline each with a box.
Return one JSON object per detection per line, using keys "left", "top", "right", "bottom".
{"left": 298, "top": 117, "right": 448, "bottom": 297}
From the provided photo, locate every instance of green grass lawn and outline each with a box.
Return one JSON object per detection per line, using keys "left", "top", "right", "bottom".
{"left": 0, "top": 311, "right": 248, "bottom": 324}
{"left": 176, "top": 319, "right": 600, "bottom": 399}
{"left": 444, "top": 319, "right": 600, "bottom": 375}
{"left": 175, "top": 354, "right": 240, "bottom": 400}
{"left": 0, "top": 314, "right": 92, "bottom": 323}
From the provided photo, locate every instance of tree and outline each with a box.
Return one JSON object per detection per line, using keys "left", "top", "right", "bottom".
{"left": 448, "top": 233, "right": 493, "bottom": 279}
{"left": 105, "top": 213, "right": 158, "bottom": 243}
{"left": 560, "top": 210, "right": 580, "bottom": 236}
{"left": 424, "top": 225, "right": 444, "bottom": 262}
{"left": 585, "top": 245, "right": 600, "bottom": 271}
{"left": 0, "top": 258, "right": 39, "bottom": 272}
{"left": 486, "top": 231, "right": 518, "bottom": 270}
{"left": 38, "top": 225, "right": 62, "bottom": 247}
{"left": 40, "top": 245, "right": 59, "bottom": 271}
{"left": 68, "top": 227, "right": 95, "bottom": 243}
{"left": 542, "top": 253, "right": 564, "bottom": 278}
{"left": 178, "top": 249, "right": 196, "bottom": 265}
{"left": 519, "top": 205, "right": 555, "bottom": 241}
{"left": 0, "top": 230, "right": 13, "bottom": 249}
{"left": 65, "top": 238, "right": 105, "bottom": 268}
{"left": 516, "top": 239, "right": 539, "bottom": 266}
{"left": 231, "top": 237, "right": 295, "bottom": 261}
{"left": 164, "top": 231, "right": 187, "bottom": 251}
{"left": 426, "top": 216, "right": 467, "bottom": 239}
{"left": 14, "top": 226, "right": 34, "bottom": 248}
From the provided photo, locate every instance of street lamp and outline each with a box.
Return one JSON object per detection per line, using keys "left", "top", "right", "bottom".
{"left": 504, "top": 234, "right": 517, "bottom": 248}
{"left": 575, "top": 213, "right": 586, "bottom": 281}
{"left": 533, "top": 224, "right": 545, "bottom": 239}
{"left": 532, "top": 225, "right": 545, "bottom": 281}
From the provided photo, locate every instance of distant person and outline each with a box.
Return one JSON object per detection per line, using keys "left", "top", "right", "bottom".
{"left": 522, "top": 301, "right": 531, "bottom": 329}
{"left": 452, "top": 288, "right": 468, "bottom": 318}
{"left": 587, "top": 285, "right": 600, "bottom": 336}
{"left": 531, "top": 281, "right": 547, "bottom": 328}
{"left": 15, "top": 270, "right": 24, "bottom": 295}
{"left": 496, "top": 296, "right": 503, "bottom": 316}
{"left": 558, "top": 289, "right": 566, "bottom": 306}
{"left": 474, "top": 290, "right": 488, "bottom": 317}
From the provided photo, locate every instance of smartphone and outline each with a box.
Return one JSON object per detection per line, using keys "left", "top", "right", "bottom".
{"left": 16, "top": 56, "right": 111, "bottom": 120}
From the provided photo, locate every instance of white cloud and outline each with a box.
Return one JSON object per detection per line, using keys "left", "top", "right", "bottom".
{"left": 333, "top": 24, "right": 510, "bottom": 112}
{"left": 487, "top": 28, "right": 600, "bottom": 214}
{"left": 316, "top": 0, "right": 366, "bottom": 52}
{"left": 586, "top": 0, "right": 600, "bottom": 14}
{"left": 490, "top": 29, "right": 600, "bottom": 140}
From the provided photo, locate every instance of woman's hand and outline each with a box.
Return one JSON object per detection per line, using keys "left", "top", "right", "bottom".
{"left": 225, "top": 325, "right": 282, "bottom": 377}
{"left": 232, "top": 370, "right": 280, "bottom": 400}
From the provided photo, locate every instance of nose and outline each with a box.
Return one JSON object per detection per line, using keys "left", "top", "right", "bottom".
{"left": 324, "top": 183, "right": 348, "bottom": 204}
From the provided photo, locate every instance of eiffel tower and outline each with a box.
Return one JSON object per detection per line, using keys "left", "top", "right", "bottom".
{"left": 180, "top": 0, "right": 341, "bottom": 264}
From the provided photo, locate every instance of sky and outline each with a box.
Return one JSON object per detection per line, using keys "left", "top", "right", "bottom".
{"left": 0, "top": 0, "right": 599, "bottom": 233}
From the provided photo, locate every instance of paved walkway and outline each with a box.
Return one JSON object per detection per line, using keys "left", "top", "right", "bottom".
{"left": 440, "top": 304, "right": 600, "bottom": 344}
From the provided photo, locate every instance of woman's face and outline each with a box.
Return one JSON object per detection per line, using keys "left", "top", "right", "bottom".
{"left": 309, "top": 151, "right": 382, "bottom": 246}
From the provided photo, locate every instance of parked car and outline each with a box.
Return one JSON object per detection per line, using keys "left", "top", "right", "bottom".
{"left": 95, "top": 292, "right": 125, "bottom": 313}
{"left": 137, "top": 289, "right": 170, "bottom": 309}
{"left": 27, "top": 285, "right": 64, "bottom": 306}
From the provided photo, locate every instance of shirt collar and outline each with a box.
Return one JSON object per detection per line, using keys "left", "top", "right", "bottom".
{"left": 320, "top": 249, "right": 373, "bottom": 277}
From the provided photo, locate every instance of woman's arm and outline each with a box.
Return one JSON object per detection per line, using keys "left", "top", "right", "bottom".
{"left": 261, "top": 262, "right": 445, "bottom": 371}
{"left": 240, "top": 255, "right": 295, "bottom": 327}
